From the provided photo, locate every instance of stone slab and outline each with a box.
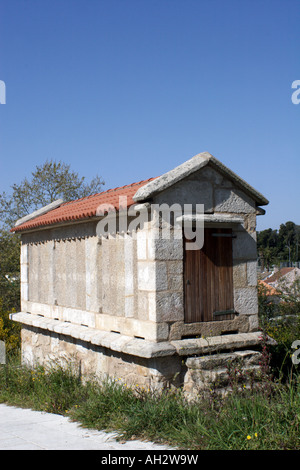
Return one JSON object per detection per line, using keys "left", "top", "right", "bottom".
{"left": 171, "top": 332, "right": 267, "bottom": 356}
{"left": 10, "top": 313, "right": 273, "bottom": 362}
{"left": 10, "top": 312, "right": 176, "bottom": 359}
{"left": 14, "top": 199, "right": 64, "bottom": 227}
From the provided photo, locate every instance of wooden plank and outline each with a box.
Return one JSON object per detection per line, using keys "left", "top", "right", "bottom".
{"left": 184, "top": 228, "right": 234, "bottom": 323}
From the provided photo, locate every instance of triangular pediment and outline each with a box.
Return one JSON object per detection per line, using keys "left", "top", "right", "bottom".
{"left": 133, "top": 152, "right": 268, "bottom": 207}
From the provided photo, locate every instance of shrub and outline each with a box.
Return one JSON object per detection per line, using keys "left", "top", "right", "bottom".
{"left": 258, "top": 278, "right": 300, "bottom": 381}
{"left": 0, "top": 300, "right": 21, "bottom": 354}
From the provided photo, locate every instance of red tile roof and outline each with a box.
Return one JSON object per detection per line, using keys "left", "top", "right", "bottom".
{"left": 11, "top": 177, "right": 157, "bottom": 233}
{"left": 258, "top": 280, "right": 279, "bottom": 296}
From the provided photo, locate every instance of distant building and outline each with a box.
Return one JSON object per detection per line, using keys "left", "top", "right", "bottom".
{"left": 264, "top": 267, "right": 300, "bottom": 290}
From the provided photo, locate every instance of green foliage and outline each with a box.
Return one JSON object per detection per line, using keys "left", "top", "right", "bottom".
{"left": 258, "top": 278, "right": 300, "bottom": 380}
{"left": 0, "top": 358, "right": 84, "bottom": 413}
{"left": 1, "top": 358, "right": 300, "bottom": 450}
{"left": 0, "top": 160, "right": 105, "bottom": 353}
{"left": 0, "top": 160, "right": 104, "bottom": 229}
{"left": 257, "top": 281, "right": 279, "bottom": 322}
{"left": 0, "top": 229, "right": 20, "bottom": 313}
{"left": 0, "top": 301, "right": 20, "bottom": 353}
{"left": 257, "top": 221, "right": 300, "bottom": 269}
{"left": 0, "top": 229, "right": 21, "bottom": 352}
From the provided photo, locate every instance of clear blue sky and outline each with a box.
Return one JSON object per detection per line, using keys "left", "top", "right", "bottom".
{"left": 0, "top": 0, "right": 299, "bottom": 231}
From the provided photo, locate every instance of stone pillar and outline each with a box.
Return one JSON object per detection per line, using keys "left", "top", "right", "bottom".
{"left": 20, "top": 243, "right": 29, "bottom": 311}
{"left": 124, "top": 233, "right": 135, "bottom": 318}
{"left": 232, "top": 218, "right": 259, "bottom": 331}
{"left": 85, "top": 236, "right": 99, "bottom": 312}
{"left": 136, "top": 210, "right": 184, "bottom": 340}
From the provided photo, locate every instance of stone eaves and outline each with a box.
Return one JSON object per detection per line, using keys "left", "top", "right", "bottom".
{"left": 10, "top": 312, "right": 269, "bottom": 359}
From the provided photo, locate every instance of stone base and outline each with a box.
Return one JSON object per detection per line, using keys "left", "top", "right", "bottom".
{"left": 11, "top": 312, "right": 271, "bottom": 397}
{"left": 20, "top": 325, "right": 183, "bottom": 391}
{"left": 184, "top": 350, "right": 262, "bottom": 397}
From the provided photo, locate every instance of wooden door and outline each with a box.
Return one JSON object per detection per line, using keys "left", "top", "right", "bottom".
{"left": 184, "top": 228, "right": 234, "bottom": 323}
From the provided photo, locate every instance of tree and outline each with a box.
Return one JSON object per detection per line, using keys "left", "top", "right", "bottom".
{"left": 278, "top": 221, "right": 298, "bottom": 263}
{"left": 257, "top": 221, "right": 300, "bottom": 269}
{"left": 0, "top": 229, "right": 20, "bottom": 312}
{"left": 0, "top": 160, "right": 104, "bottom": 229}
{"left": 257, "top": 228, "right": 280, "bottom": 269}
{"left": 0, "top": 160, "right": 105, "bottom": 351}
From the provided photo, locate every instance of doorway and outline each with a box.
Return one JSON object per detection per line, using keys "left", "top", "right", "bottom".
{"left": 184, "top": 227, "right": 234, "bottom": 323}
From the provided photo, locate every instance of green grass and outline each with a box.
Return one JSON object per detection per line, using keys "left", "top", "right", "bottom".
{"left": 1, "top": 355, "right": 300, "bottom": 450}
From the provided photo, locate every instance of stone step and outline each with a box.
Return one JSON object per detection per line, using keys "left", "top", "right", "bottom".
{"left": 184, "top": 349, "right": 263, "bottom": 393}
{"left": 186, "top": 349, "right": 262, "bottom": 371}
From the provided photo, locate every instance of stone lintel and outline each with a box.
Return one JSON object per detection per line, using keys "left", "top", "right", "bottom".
{"left": 176, "top": 214, "right": 244, "bottom": 225}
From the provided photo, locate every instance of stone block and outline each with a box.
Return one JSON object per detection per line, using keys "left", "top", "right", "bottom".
{"left": 167, "top": 260, "right": 183, "bottom": 275}
{"left": 137, "top": 260, "right": 168, "bottom": 293}
{"left": 186, "top": 350, "right": 261, "bottom": 370}
{"left": 233, "top": 261, "right": 247, "bottom": 288}
{"left": 21, "top": 283, "right": 29, "bottom": 302}
{"left": 248, "top": 314, "right": 259, "bottom": 331}
{"left": 154, "top": 239, "right": 183, "bottom": 261}
{"left": 137, "top": 291, "right": 149, "bottom": 320}
{"left": 125, "top": 296, "right": 134, "bottom": 318}
{"left": 20, "top": 244, "right": 29, "bottom": 264}
{"left": 168, "top": 273, "right": 183, "bottom": 292}
{"left": 147, "top": 238, "right": 155, "bottom": 260}
{"left": 155, "top": 291, "right": 184, "bottom": 322}
{"left": 232, "top": 231, "right": 257, "bottom": 260}
{"left": 247, "top": 260, "right": 258, "bottom": 286}
{"left": 137, "top": 261, "right": 156, "bottom": 291}
{"left": 20, "top": 263, "right": 29, "bottom": 284}
{"left": 198, "top": 165, "right": 224, "bottom": 185}
{"left": 136, "top": 232, "right": 148, "bottom": 260}
{"left": 214, "top": 188, "right": 256, "bottom": 214}
{"left": 245, "top": 214, "right": 257, "bottom": 232}
{"left": 154, "top": 179, "right": 214, "bottom": 213}
{"left": 234, "top": 287, "right": 258, "bottom": 315}
{"left": 184, "top": 349, "right": 262, "bottom": 393}
{"left": 171, "top": 332, "right": 263, "bottom": 356}
{"left": 156, "top": 262, "right": 168, "bottom": 291}
{"left": 85, "top": 237, "right": 99, "bottom": 312}
{"left": 148, "top": 292, "right": 156, "bottom": 322}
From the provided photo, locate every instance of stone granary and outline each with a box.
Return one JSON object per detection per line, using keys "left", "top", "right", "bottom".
{"left": 10, "top": 152, "right": 269, "bottom": 394}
